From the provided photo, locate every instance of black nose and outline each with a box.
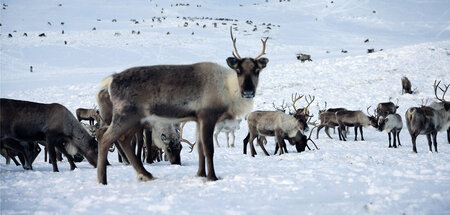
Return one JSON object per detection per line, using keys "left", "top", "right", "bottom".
{"left": 242, "top": 91, "right": 255, "bottom": 99}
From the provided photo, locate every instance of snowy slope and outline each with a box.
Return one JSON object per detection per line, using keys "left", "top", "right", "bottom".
{"left": 1, "top": 0, "right": 450, "bottom": 214}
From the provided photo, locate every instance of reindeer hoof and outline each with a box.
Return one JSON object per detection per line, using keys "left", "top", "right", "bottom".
{"left": 206, "top": 175, "right": 218, "bottom": 181}
{"left": 196, "top": 171, "right": 207, "bottom": 177}
{"left": 137, "top": 173, "right": 154, "bottom": 182}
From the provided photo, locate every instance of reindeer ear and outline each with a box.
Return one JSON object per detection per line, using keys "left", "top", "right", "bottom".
{"left": 226, "top": 57, "right": 239, "bottom": 69}
{"left": 257, "top": 57, "right": 269, "bottom": 69}
{"left": 161, "top": 134, "right": 168, "bottom": 143}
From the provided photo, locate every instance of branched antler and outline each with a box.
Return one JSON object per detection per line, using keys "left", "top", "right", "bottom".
{"left": 230, "top": 27, "right": 242, "bottom": 59}
{"left": 306, "top": 125, "right": 320, "bottom": 150}
{"left": 272, "top": 99, "right": 288, "bottom": 113}
{"left": 179, "top": 122, "right": 196, "bottom": 153}
{"left": 434, "top": 80, "right": 449, "bottom": 103}
{"left": 291, "top": 93, "right": 304, "bottom": 113}
{"left": 255, "top": 37, "right": 269, "bottom": 59}
{"left": 303, "top": 95, "right": 315, "bottom": 116}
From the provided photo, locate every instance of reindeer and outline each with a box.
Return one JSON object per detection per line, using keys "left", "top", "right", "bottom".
{"left": 243, "top": 94, "right": 312, "bottom": 156}
{"left": 148, "top": 122, "right": 182, "bottom": 165}
{"left": 375, "top": 101, "right": 399, "bottom": 120}
{"left": 76, "top": 108, "right": 101, "bottom": 126}
{"left": 335, "top": 107, "right": 378, "bottom": 141}
{"left": 405, "top": 81, "right": 450, "bottom": 153}
{"left": 0, "top": 98, "right": 98, "bottom": 172}
{"left": 378, "top": 114, "right": 403, "bottom": 148}
{"left": 316, "top": 102, "right": 347, "bottom": 139}
{"left": 0, "top": 140, "right": 41, "bottom": 170}
{"left": 401, "top": 76, "right": 413, "bottom": 94}
{"left": 96, "top": 27, "right": 269, "bottom": 184}
{"left": 214, "top": 119, "right": 242, "bottom": 148}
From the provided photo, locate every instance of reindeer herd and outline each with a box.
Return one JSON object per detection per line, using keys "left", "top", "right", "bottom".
{"left": 1, "top": 28, "right": 449, "bottom": 185}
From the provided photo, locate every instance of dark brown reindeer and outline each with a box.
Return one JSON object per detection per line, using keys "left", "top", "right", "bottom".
{"left": 405, "top": 81, "right": 450, "bottom": 153}
{"left": 0, "top": 140, "right": 41, "bottom": 170}
{"left": 375, "top": 101, "right": 399, "bottom": 120}
{"left": 76, "top": 108, "right": 101, "bottom": 126}
{"left": 336, "top": 107, "right": 378, "bottom": 141}
{"left": 96, "top": 27, "right": 269, "bottom": 184}
{"left": 401, "top": 76, "right": 413, "bottom": 94}
{"left": 0, "top": 98, "right": 98, "bottom": 172}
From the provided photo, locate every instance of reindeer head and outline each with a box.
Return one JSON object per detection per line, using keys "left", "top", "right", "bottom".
{"left": 366, "top": 106, "right": 379, "bottom": 129}
{"left": 226, "top": 27, "right": 269, "bottom": 99}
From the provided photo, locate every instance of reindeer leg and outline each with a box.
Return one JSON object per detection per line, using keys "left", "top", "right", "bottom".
{"left": 243, "top": 133, "right": 250, "bottom": 154}
{"left": 195, "top": 123, "right": 206, "bottom": 177}
{"left": 231, "top": 131, "right": 235, "bottom": 148}
{"left": 388, "top": 133, "right": 392, "bottom": 148}
{"left": 316, "top": 125, "right": 323, "bottom": 139}
{"left": 393, "top": 131, "right": 397, "bottom": 148}
{"left": 411, "top": 133, "right": 418, "bottom": 153}
{"left": 117, "top": 129, "right": 154, "bottom": 182}
{"left": 325, "top": 126, "right": 333, "bottom": 139}
{"left": 397, "top": 130, "right": 402, "bottom": 146}
{"left": 135, "top": 128, "right": 144, "bottom": 163}
{"left": 226, "top": 132, "right": 230, "bottom": 148}
{"left": 426, "top": 134, "right": 433, "bottom": 152}
{"left": 359, "top": 126, "right": 364, "bottom": 141}
{"left": 46, "top": 134, "right": 59, "bottom": 172}
{"left": 248, "top": 134, "right": 258, "bottom": 157}
{"left": 275, "top": 132, "right": 285, "bottom": 155}
{"left": 354, "top": 126, "right": 358, "bottom": 141}
{"left": 432, "top": 131, "right": 438, "bottom": 152}
{"left": 274, "top": 140, "right": 279, "bottom": 155}
{"left": 257, "top": 136, "right": 270, "bottom": 156}
{"left": 447, "top": 128, "right": 450, "bottom": 144}
{"left": 214, "top": 129, "right": 220, "bottom": 148}
{"left": 55, "top": 145, "right": 77, "bottom": 170}
{"left": 199, "top": 116, "right": 218, "bottom": 181}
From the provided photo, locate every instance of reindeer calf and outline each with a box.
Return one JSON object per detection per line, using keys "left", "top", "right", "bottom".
{"left": 378, "top": 114, "right": 403, "bottom": 148}
{"left": 214, "top": 119, "right": 242, "bottom": 148}
{"left": 76, "top": 108, "right": 101, "bottom": 126}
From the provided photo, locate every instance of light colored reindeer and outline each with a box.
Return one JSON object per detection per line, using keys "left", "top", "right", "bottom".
{"left": 214, "top": 119, "right": 242, "bottom": 148}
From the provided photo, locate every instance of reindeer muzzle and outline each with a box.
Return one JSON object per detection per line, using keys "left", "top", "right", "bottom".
{"left": 241, "top": 91, "right": 255, "bottom": 99}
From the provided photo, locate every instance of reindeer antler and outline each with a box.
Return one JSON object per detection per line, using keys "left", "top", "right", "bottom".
{"left": 179, "top": 122, "right": 196, "bottom": 153}
{"left": 272, "top": 99, "right": 288, "bottom": 113}
{"left": 306, "top": 126, "right": 320, "bottom": 150}
{"left": 255, "top": 36, "right": 269, "bottom": 60}
{"left": 303, "top": 95, "right": 315, "bottom": 116}
{"left": 291, "top": 93, "right": 304, "bottom": 113}
{"left": 230, "top": 27, "right": 242, "bottom": 59}
{"left": 434, "top": 80, "right": 449, "bottom": 103}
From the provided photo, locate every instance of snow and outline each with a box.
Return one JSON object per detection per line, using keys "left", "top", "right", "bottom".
{"left": 1, "top": 0, "right": 450, "bottom": 214}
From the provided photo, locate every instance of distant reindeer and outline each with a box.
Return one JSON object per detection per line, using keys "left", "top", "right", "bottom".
{"left": 335, "top": 107, "right": 378, "bottom": 141}
{"left": 296, "top": 53, "right": 312, "bottom": 62}
{"left": 76, "top": 108, "right": 101, "bottom": 126}
{"left": 214, "top": 119, "right": 242, "bottom": 148}
{"left": 405, "top": 81, "right": 450, "bottom": 153}
{"left": 378, "top": 114, "right": 403, "bottom": 148}
{"left": 0, "top": 98, "right": 98, "bottom": 172}
{"left": 95, "top": 27, "right": 269, "bottom": 184}
{"left": 401, "top": 76, "right": 413, "bottom": 94}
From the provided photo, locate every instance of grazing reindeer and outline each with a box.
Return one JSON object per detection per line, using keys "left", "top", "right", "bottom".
{"left": 243, "top": 94, "right": 312, "bottom": 156}
{"left": 405, "top": 81, "right": 450, "bottom": 153}
{"left": 148, "top": 122, "right": 182, "bottom": 165}
{"left": 214, "top": 119, "right": 242, "bottom": 148}
{"left": 76, "top": 108, "right": 101, "bottom": 126}
{"left": 243, "top": 110, "right": 308, "bottom": 156}
{"left": 375, "top": 101, "right": 399, "bottom": 120}
{"left": 401, "top": 76, "right": 413, "bottom": 94}
{"left": 0, "top": 98, "right": 98, "bottom": 172}
{"left": 0, "top": 140, "right": 41, "bottom": 170}
{"left": 96, "top": 27, "right": 269, "bottom": 184}
{"left": 336, "top": 107, "right": 378, "bottom": 141}
{"left": 378, "top": 114, "right": 403, "bottom": 148}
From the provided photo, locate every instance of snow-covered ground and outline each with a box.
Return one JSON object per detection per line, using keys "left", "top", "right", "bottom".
{"left": 1, "top": 0, "right": 450, "bottom": 214}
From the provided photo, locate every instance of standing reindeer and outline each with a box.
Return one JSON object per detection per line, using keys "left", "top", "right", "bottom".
{"left": 378, "top": 114, "right": 403, "bottom": 148}
{"left": 405, "top": 81, "right": 450, "bottom": 153}
{"left": 335, "top": 107, "right": 378, "bottom": 141}
{"left": 214, "top": 119, "right": 242, "bottom": 148}
{"left": 96, "top": 27, "right": 269, "bottom": 184}
{"left": 316, "top": 102, "right": 347, "bottom": 139}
